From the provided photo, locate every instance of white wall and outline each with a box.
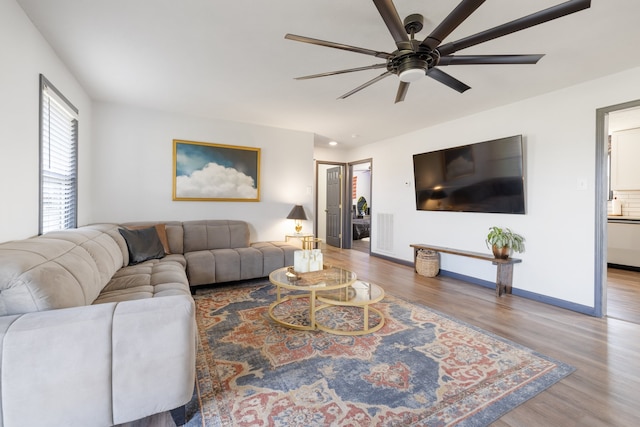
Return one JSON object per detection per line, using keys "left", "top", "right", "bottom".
{"left": 0, "top": 0, "right": 92, "bottom": 242}
{"left": 314, "top": 145, "right": 349, "bottom": 163}
{"left": 90, "top": 103, "right": 315, "bottom": 242}
{"left": 346, "top": 66, "right": 640, "bottom": 309}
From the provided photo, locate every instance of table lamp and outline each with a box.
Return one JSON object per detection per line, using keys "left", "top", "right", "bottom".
{"left": 287, "top": 205, "right": 307, "bottom": 234}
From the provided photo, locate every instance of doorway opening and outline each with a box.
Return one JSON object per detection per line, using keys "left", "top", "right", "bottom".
{"left": 596, "top": 99, "right": 640, "bottom": 323}
{"left": 350, "top": 161, "right": 372, "bottom": 254}
{"left": 315, "top": 159, "right": 373, "bottom": 251}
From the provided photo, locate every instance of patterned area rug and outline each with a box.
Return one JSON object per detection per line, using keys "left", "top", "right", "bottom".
{"left": 185, "top": 280, "right": 574, "bottom": 426}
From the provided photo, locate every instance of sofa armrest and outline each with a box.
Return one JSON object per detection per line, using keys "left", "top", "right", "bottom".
{"left": 112, "top": 295, "right": 196, "bottom": 424}
{"left": 0, "top": 295, "right": 196, "bottom": 427}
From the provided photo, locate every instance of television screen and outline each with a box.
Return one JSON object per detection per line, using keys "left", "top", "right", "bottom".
{"left": 413, "top": 135, "right": 525, "bottom": 214}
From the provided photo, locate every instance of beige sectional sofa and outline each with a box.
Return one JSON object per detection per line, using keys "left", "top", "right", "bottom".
{"left": 0, "top": 220, "right": 299, "bottom": 426}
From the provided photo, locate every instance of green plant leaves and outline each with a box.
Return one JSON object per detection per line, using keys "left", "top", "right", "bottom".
{"left": 485, "top": 226, "right": 525, "bottom": 253}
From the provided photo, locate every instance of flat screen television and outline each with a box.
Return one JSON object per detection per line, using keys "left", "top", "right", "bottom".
{"left": 413, "top": 135, "right": 525, "bottom": 214}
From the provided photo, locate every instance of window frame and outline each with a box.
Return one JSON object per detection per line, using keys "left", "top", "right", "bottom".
{"left": 39, "top": 74, "right": 79, "bottom": 235}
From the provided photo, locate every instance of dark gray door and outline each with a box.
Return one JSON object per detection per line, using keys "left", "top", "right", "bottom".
{"left": 326, "top": 166, "right": 341, "bottom": 247}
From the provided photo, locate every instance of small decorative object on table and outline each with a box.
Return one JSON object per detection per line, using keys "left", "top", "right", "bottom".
{"left": 416, "top": 249, "right": 439, "bottom": 277}
{"left": 285, "top": 267, "right": 300, "bottom": 282}
{"left": 293, "top": 249, "right": 323, "bottom": 273}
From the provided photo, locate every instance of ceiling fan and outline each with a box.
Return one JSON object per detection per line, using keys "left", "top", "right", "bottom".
{"left": 285, "top": 0, "right": 591, "bottom": 103}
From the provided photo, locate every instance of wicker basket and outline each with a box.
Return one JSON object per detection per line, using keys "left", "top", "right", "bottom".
{"left": 416, "top": 249, "right": 439, "bottom": 277}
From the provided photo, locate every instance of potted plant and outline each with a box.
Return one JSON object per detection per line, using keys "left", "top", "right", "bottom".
{"left": 485, "top": 226, "right": 525, "bottom": 259}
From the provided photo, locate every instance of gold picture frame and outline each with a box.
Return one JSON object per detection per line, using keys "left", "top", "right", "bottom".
{"left": 172, "top": 139, "right": 260, "bottom": 201}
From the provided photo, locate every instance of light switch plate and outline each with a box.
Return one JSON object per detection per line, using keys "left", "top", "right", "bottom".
{"left": 577, "top": 178, "right": 588, "bottom": 191}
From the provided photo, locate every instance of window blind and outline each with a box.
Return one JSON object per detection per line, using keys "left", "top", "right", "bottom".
{"left": 40, "top": 75, "right": 78, "bottom": 234}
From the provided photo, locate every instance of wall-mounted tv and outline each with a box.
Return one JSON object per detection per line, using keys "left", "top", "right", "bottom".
{"left": 413, "top": 135, "right": 525, "bottom": 214}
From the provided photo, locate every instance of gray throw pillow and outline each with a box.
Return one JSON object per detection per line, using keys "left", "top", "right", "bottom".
{"left": 118, "top": 227, "right": 165, "bottom": 265}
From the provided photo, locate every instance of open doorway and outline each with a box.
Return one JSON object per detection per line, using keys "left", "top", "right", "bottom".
{"left": 315, "top": 159, "right": 373, "bottom": 251}
{"left": 596, "top": 99, "right": 640, "bottom": 323}
{"left": 350, "top": 161, "right": 372, "bottom": 254}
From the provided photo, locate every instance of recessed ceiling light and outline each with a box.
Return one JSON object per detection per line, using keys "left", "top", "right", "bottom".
{"left": 329, "top": 141, "right": 338, "bottom": 146}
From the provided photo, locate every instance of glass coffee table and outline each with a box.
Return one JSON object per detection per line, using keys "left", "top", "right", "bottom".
{"left": 268, "top": 266, "right": 385, "bottom": 335}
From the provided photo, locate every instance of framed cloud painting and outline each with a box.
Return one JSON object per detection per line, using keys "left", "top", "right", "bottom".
{"left": 173, "top": 140, "right": 260, "bottom": 201}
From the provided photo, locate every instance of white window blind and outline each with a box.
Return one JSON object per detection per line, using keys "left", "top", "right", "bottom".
{"left": 40, "top": 75, "right": 78, "bottom": 234}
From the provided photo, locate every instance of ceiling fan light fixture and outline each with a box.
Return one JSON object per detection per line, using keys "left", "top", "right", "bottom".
{"left": 399, "top": 67, "right": 425, "bottom": 83}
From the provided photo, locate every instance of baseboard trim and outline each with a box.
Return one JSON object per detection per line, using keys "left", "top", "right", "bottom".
{"left": 608, "top": 263, "right": 640, "bottom": 272}
{"left": 369, "top": 252, "right": 413, "bottom": 267}
{"left": 439, "top": 270, "right": 597, "bottom": 316}
{"left": 370, "top": 251, "right": 597, "bottom": 317}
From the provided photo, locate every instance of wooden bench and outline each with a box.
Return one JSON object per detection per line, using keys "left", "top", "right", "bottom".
{"left": 410, "top": 244, "right": 522, "bottom": 297}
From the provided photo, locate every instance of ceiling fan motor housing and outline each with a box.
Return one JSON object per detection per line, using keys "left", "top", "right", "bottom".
{"left": 391, "top": 46, "right": 439, "bottom": 82}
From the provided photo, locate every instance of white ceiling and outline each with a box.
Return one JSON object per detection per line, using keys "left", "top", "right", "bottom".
{"left": 16, "top": 0, "right": 640, "bottom": 148}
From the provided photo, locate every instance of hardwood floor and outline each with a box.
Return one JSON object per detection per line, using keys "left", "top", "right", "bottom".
{"left": 125, "top": 247, "right": 640, "bottom": 426}
{"left": 351, "top": 237, "right": 370, "bottom": 254}
{"left": 607, "top": 267, "right": 640, "bottom": 324}
{"left": 319, "top": 245, "right": 640, "bottom": 426}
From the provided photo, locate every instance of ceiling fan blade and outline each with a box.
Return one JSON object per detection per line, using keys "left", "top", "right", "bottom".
{"left": 338, "top": 71, "right": 393, "bottom": 99}
{"left": 421, "top": 0, "right": 486, "bottom": 50}
{"left": 438, "top": 0, "right": 591, "bottom": 56}
{"left": 395, "top": 81, "right": 410, "bottom": 103}
{"left": 438, "top": 54, "right": 544, "bottom": 65}
{"left": 295, "top": 64, "right": 388, "bottom": 80}
{"left": 285, "top": 34, "right": 393, "bottom": 59}
{"left": 427, "top": 68, "right": 471, "bottom": 93}
{"left": 373, "top": 0, "right": 412, "bottom": 50}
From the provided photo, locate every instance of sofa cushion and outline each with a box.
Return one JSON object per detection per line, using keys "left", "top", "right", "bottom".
{"left": 251, "top": 241, "right": 298, "bottom": 274}
{"left": 182, "top": 220, "right": 250, "bottom": 252}
{"left": 94, "top": 259, "right": 189, "bottom": 304}
{"left": 0, "top": 303, "right": 115, "bottom": 426}
{"left": 183, "top": 249, "right": 243, "bottom": 285}
{"left": 0, "top": 237, "right": 103, "bottom": 315}
{"left": 165, "top": 223, "right": 184, "bottom": 254}
{"left": 118, "top": 227, "right": 166, "bottom": 265}
{"left": 236, "top": 247, "right": 264, "bottom": 280}
{"left": 43, "top": 224, "right": 125, "bottom": 287}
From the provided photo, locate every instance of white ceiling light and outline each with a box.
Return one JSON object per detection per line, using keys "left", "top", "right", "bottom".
{"left": 399, "top": 68, "right": 425, "bottom": 83}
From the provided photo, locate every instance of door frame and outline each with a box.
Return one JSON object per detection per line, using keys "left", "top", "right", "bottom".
{"left": 595, "top": 98, "right": 640, "bottom": 318}
{"left": 348, "top": 158, "right": 373, "bottom": 252}
{"left": 315, "top": 159, "right": 373, "bottom": 250}
{"left": 315, "top": 160, "right": 347, "bottom": 248}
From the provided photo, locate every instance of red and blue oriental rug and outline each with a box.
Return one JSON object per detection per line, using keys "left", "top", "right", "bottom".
{"left": 185, "top": 281, "right": 574, "bottom": 426}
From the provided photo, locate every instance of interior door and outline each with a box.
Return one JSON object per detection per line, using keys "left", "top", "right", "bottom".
{"left": 325, "top": 166, "right": 341, "bottom": 247}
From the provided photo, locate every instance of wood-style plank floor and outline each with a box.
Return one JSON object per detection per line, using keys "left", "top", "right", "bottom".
{"left": 606, "top": 266, "right": 640, "bottom": 324}
{"left": 123, "top": 246, "right": 640, "bottom": 427}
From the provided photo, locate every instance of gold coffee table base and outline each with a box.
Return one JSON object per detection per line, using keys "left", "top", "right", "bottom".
{"left": 268, "top": 294, "right": 318, "bottom": 331}
{"left": 269, "top": 266, "right": 384, "bottom": 335}
{"left": 314, "top": 281, "right": 385, "bottom": 335}
{"left": 315, "top": 304, "right": 385, "bottom": 336}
